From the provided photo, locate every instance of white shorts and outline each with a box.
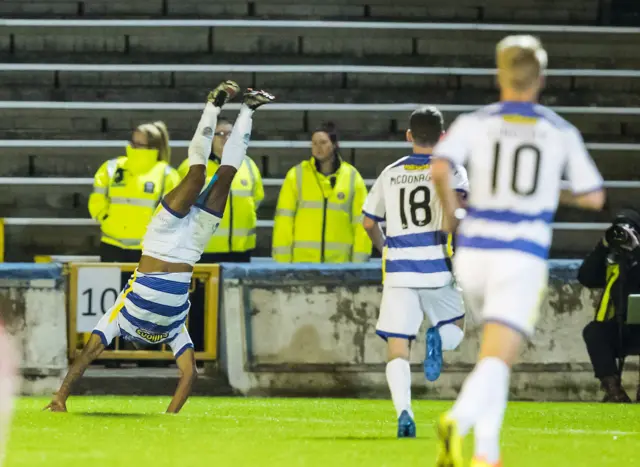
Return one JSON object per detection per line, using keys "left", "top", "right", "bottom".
{"left": 92, "top": 270, "right": 195, "bottom": 358}
{"left": 376, "top": 283, "right": 465, "bottom": 341}
{"left": 453, "top": 248, "right": 548, "bottom": 338}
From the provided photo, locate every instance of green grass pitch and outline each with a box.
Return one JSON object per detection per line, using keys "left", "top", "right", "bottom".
{"left": 6, "top": 397, "right": 640, "bottom": 466}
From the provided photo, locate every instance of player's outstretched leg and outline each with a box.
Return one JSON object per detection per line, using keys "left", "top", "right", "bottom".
{"left": 424, "top": 327, "right": 443, "bottom": 382}
{"left": 436, "top": 323, "right": 517, "bottom": 467}
{"left": 162, "top": 80, "right": 240, "bottom": 216}
{"left": 197, "top": 89, "right": 275, "bottom": 215}
{"left": 425, "top": 320, "right": 464, "bottom": 382}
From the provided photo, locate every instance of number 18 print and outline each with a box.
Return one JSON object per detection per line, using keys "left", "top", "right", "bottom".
{"left": 399, "top": 186, "right": 432, "bottom": 229}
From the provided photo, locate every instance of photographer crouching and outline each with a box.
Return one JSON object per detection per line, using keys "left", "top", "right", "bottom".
{"left": 579, "top": 208, "right": 640, "bottom": 402}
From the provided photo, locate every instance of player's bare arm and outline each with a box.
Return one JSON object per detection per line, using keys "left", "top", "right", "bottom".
{"left": 166, "top": 348, "right": 197, "bottom": 414}
{"left": 363, "top": 217, "right": 386, "bottom": 253}
{"left": 44, "top": 333, "right": 105, "bottom": 412}
{"left": 431, "top": 158, "right": 461, "bottom": 233}
{"left": 559, "top": 189, "right": 605, "bottom": 210}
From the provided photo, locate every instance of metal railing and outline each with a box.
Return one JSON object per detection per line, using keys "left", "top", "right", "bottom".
{"left": 2, "top": 101, "right": 640, "bottom": 115}
{"left": 0, "top": 19, "right": 638, "bottom": 34}
{"left": 1, "top": 63, "right": 640, "bottom": 77}
{"left": 0, "top": 139, "right": 637, "bottom": 151}
{"left": 0, "top": 177, "right": 639, "bottom": 189}
{"left": 0, "top": 217, "right": 611, "bottom": 231}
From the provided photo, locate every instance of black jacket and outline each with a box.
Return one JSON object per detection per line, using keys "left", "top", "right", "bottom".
{"left": 578, "top": 240, "right": 640, "bottom": 321}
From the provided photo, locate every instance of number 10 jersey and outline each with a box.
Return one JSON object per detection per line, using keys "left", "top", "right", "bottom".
{"left": 362, "top": 153, "right": 469, "bottom": 288}
{"left": 433, "top": 101, "right": 603, "bottom": 261}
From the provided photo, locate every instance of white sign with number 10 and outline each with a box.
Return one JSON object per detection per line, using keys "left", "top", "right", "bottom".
{"left": 76, "top": 267, "right": 122, "bottom": 333}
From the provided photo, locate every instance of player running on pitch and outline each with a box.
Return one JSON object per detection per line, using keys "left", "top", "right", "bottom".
{"left": 362, "top": 106, "right": 468, "bottom": 438}
{"left": 430, "top": 35, "right": 605, "bottom": 466}
{"left": 45, "top": 81, "right": 275, "bottom": 414}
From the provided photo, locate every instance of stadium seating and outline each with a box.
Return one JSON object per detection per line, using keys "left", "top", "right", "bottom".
{"left": 0, "top": 2, "right": 638, "bottom": 260}
{"left": 0, "top": 0, "right": 603, "bottom": 24}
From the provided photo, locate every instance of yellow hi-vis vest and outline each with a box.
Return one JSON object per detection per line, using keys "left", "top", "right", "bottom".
{"left": 177, "top": 156, "right": 264, "bottom": 253}
{"left": 272, "top": 158, "right": 372, "bottom": 263}
{"left": 88, "top": 157, "right": 180, "bottom": 249}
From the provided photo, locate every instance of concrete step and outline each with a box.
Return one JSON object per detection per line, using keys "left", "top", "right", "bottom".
{"left": 1, "top": 220, "right": 610, "bottom": 262}
{"left": 0, "top": 0, "right": 600, "bottom": 24}
{"left": 2, "top": 107, "right": 640, "bottom": 143}
{"left": 0, "top": 86, "right": 634, "bottom": 108}
{"left": 73, "top": 366, "right": 235, "bottom": 396}
{"left": 2, "top": 23, "right": 625, "bottom": 64}
{"left": 0, "top": 142, "right": 635, "bottom": 180}
{"left": 0, "top": 71, "right": 637, "bottom": 108}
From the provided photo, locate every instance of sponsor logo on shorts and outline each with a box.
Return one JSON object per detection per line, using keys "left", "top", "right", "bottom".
{"left": 144, "top": 181, "right": 155, "bottom": 193}
{"left": 135, "top": 329, "right": 169, "bottom": 343}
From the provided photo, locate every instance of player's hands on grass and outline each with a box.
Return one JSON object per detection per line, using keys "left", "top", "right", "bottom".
{"left": 44, "top": 396, "right": 67, "bottom": 412}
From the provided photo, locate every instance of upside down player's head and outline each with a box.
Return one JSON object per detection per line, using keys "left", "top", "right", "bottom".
{"left": 496, "top": 34, "right": 547, "bottom": 102}
{"left": 406, "top": 105, "right": 444, "bottom": 150}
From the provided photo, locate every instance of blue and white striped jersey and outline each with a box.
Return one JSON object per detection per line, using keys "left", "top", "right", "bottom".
{"left": 116, "top": 270, "right": 193, "bottom": 355}
{"left": 433, "top": 101, "right": 603, "bottom": 260}
{"left": 362, "top": 153, "right": 469, "bottom": 288}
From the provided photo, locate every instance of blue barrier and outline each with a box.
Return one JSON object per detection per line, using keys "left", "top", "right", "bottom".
{"left": 222, "top": 259, "right": 581, "bottom": 283}
{"left": 221, "top": 262, "right": 384, "bottom": 283}
{"left": 0, "top": 259, "right": 579, "bottom": 283}
{"left": 0, "top": 263, "right": 63, "bottom": 281}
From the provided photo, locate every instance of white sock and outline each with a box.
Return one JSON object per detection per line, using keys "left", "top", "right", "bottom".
{"left": 386, "top": 358, "right": 413, "bottom": 419}
{"left": 450, "top": 357, "right": 508, "bottom": 436}
{"left": 474, "top": 359, "right": 509, "bottom": 464}
{"left": 439, "top": 323, "right": 464, "bottom": 351}
{"left": 220, "top": 105, "right": 253, "bottom": 170}
{"left": 188, "top": 102, "right": 220, "bottom": 167}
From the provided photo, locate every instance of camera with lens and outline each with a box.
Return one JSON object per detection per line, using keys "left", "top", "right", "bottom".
{"left": 605, "top": 209, "right": 640, "bottom": 255}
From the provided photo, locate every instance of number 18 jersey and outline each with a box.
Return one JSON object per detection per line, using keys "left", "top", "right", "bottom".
{"left": 362, "top": 153, "right": 469, "bottom": 288}
{"left": 433, "top": 101, "right": 603, "bottom": 260}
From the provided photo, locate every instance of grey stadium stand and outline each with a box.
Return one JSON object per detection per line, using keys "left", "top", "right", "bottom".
{"left": 0, "top": 0, "right": 605, "bottom": 23}
{"left": 0, "top": 2, "right": 639, "bottom": 260}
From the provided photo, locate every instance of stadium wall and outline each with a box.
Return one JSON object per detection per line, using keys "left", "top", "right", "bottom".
{"left": 0, "top": 264, "right": 67, "bottom": 395}
{"left": 219, "top": 261, "right": 626, "bottom": 402}
{"left": 1, "top": 261, "right": 629, "bottom": 400}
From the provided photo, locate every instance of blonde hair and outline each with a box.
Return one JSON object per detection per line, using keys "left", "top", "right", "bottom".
{"left": 496, "top": 35, "right": 547, "bottom": 92}
{"left": 135, "top": 121, "right": 171, "bottom": 164}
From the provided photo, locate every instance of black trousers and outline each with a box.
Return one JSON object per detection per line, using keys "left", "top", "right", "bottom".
{"left": 99, "top": 242, "right": 141, "bottom": 263}
{"left": 199, "top": 250, "right": 253, "bottom": 264}
{"left": 583, "top": 320, "right": 640, "bottom": 378}
{"left": 187, "top": 250, "right": 252, "bottom": 350}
